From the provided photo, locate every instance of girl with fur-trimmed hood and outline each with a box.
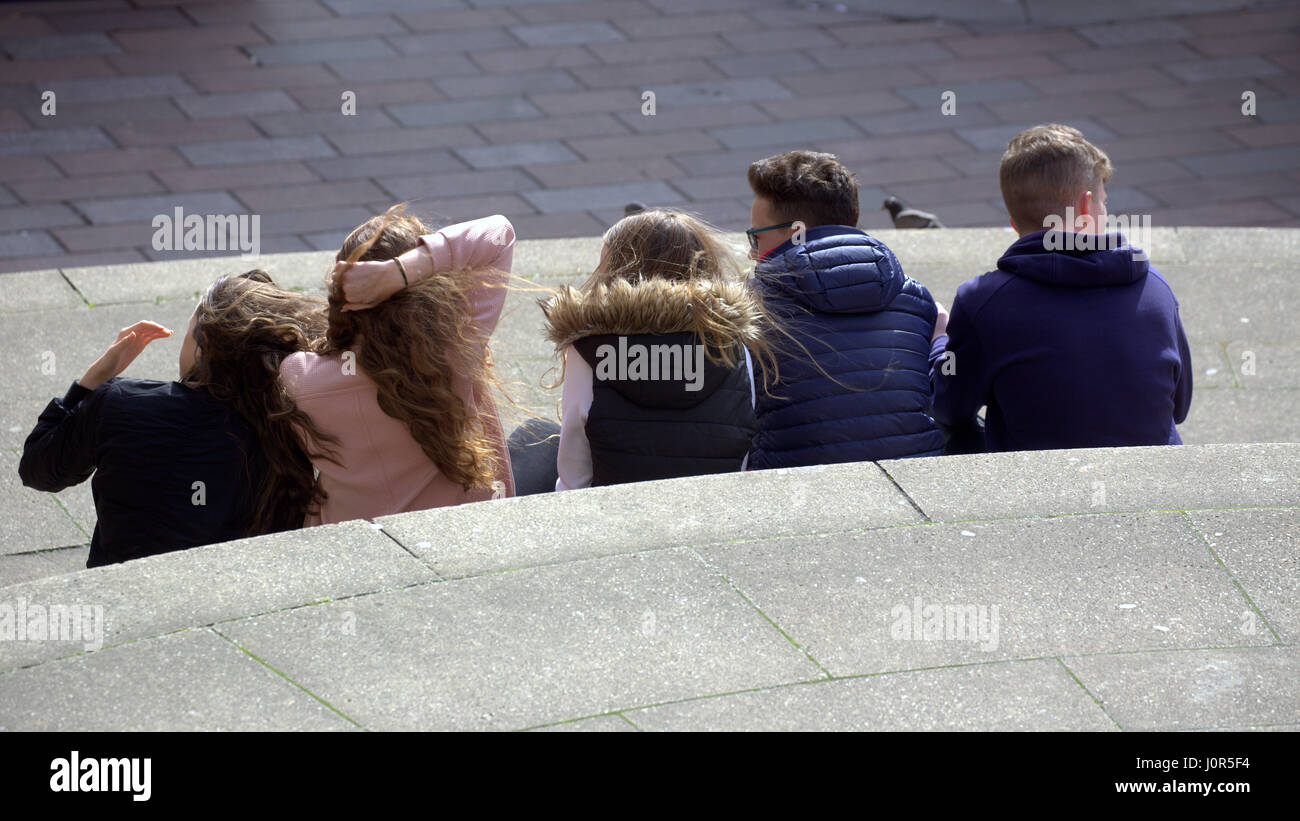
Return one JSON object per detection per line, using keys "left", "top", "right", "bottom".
{"left": 541, "top": 210, "right": 773, "bottom": 490}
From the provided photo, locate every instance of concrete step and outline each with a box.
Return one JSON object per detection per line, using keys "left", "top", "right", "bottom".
{"left": 0, "top": 443, "right": 1295, "bottom": 731}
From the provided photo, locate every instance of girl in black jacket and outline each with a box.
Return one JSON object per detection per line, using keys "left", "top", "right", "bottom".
{"left": 19, "top": 271, "right": 328, "bottom": 567}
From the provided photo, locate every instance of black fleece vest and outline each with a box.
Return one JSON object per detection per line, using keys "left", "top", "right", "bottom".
{"left": 573, "top": 332, "right": 756, "bottom": 487}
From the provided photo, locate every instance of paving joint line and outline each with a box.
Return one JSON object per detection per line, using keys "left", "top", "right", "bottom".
{"left": 874, "top": 461, "right": 932, "bottom": 522}
{"left": 211, "top": 626, "right": 367, "bottom": 730}
{"left": 1180, "top": 509, "right": 1282, "bottom": 643}
{"left": 685, "top": 545, "right": 833, "bottom": 679}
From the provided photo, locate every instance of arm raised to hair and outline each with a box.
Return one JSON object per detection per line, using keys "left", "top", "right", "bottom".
{"left": 334, "top": 215, "right": 515, "bottom": 334}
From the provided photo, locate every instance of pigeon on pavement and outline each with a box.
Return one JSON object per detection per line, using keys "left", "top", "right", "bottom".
{"left": 883, "top": 196, "right": 944, "bottom": 229}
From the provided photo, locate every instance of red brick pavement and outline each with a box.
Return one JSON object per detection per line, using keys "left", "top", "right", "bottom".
{"left": 0, "top": 0, "right": 1297, "bottom": 272}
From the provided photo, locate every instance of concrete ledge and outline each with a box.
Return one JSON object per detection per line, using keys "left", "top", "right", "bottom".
{"left": 0, "top": 445, "right": 1295, "bottom": 731}
{"left": 0, "top": 520, "right": 435, "bottom": 671}
{"left": 375, "top": 460, "right": 922, "bottom": 578}
{"left": 879, "top": 442, "right": 1298, "bottom": 521}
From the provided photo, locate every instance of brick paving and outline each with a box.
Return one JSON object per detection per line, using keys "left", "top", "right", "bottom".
{"left": 0, "top": 0, "right": 1297, "bottom": 273}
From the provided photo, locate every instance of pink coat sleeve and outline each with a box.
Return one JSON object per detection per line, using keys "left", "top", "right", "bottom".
{"left": 419, "top": 214, "right": 514, "bottom": 340}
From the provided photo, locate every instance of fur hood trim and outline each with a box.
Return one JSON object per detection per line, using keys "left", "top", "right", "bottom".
{"left": 542, "top": 276, "right": 764, "bottom": 351}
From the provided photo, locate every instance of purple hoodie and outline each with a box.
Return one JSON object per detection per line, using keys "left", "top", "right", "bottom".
{"left": 929, "top": 230, "right": 1192, "bottom": 452}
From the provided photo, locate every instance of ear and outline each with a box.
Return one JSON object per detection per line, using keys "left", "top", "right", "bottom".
{"left": 1074, "top": 189, "right": 1095, "bottom": 231}
{"left": 1008, "top": 216, "right": 1018, "bottom": 233}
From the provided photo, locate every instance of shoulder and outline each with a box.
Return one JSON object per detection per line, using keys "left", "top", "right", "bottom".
{"left": 954, "top": 269, "right": 1016, "bottom": 317}
{"left": 279, "top": 350, "right": 350, "bottom": 398}
{"left": 1142, "top": 264, "right": 1179, "bottom": 299}
{"left": 92, "top": 377, "right": 169, "bottom": 408}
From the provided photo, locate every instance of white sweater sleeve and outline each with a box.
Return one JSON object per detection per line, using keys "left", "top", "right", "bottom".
{"left": 741, "top": 346, "right": 755, "bottom": 471}
{"left": 555, "top": 346, "right": 595, "bottom": 491}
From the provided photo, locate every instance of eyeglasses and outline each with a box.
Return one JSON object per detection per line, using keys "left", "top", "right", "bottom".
{"left": 745, "top": 221, "right": 795, "bottom": 250}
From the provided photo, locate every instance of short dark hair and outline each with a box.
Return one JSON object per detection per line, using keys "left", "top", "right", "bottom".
{"left": 747, "top": 150, "right": 859, "bottom": 228}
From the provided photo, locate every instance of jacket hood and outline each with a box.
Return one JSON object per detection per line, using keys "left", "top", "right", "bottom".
{"left": 755, "top": 225, "right": 905, "bottom": 314}
{"left": 542, "top": 276, "right": 764, "bottom": 351}
{"left": 997, "top": 229, "right": 1149, "bottom": 288}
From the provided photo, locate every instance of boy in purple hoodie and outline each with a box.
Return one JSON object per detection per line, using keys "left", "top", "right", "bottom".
{"left": 929, "top": 124, "right": 1192, "bottom": 452}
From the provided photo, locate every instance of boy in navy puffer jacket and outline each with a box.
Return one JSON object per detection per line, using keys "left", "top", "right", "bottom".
{"left": 929, "top": 124, "right": 1192, "bottom": 452}
{"left": 746, "top": 150, "right": 945, "bottom": 469}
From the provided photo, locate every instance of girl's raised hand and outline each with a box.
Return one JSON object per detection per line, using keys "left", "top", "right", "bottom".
{"left": 332, "top": 259, "right": 404, "bottom": 312}
{"left": 79, "top": 321, "right": 173, "bottom": 391}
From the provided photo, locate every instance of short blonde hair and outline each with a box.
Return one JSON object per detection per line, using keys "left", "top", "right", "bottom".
{"left": 999, "top": 124, "right": 1113, "bottom": 233}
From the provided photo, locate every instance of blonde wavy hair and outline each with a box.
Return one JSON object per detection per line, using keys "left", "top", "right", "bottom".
{"left": 574, "top": 208, "right": 782, "bottom": 377}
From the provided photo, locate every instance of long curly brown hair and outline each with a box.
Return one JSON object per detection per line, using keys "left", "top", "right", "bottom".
{"left": 189, "top": 270, "right": 336, "bottom": 533}
{"left": 319, "top": 206, "right": 502, "bottom": 492}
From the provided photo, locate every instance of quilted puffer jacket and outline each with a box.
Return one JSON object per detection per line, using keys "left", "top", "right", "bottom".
{"left": 748, "top": 225, "right": 945, "bottom": 469}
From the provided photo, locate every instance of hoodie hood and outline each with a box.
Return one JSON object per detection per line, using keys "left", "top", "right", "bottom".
{"left": 542, "top": 275, "right": 763, "bottom": 351}
{"left": 755, "top": 225, "right": 904, "bottom": 315}
{"left": 997, "top": 229, "right": 1149, "bottom": 288}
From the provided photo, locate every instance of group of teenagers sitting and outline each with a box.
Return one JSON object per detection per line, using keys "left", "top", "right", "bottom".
{"left": 19, "top": 123, "right": 1193, "bottom": 568}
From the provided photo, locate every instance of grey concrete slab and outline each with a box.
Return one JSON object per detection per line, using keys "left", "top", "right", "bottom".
{"left": 219, "top": 548, "right": 825, "bottom": 731}
{"left": 1063, "top": 646, "right": 1300, "bottom": 731}
{"left": 870, "top": 226, "right": 1190, "bottom": 267}
{"left": 377, "top": 460, "right": 923, "bottom": 578}
{"left": 0, "top": 269, "right": 83, "bottom": 314}
{"left": 3, "top": 413, "right": 99, "bottom": 535}
{"left": 490, "top": 280, "right": 561, "bottom": 363}
{"left": 0, "top": 300, "right": 203, "bottom": 403}
{"left": 0, "top": 551, "right": 83, "bottom": 588}
{"left": 880, "top": 443, "right": 1298, "bottom": 521}
{"left": 61, "top": 250, "right": 335, "bottom": 305}
{"left": 0, "top": 451, "right": 89, "bottom": 556}
{"left": 1, "top": 406, "right": 32, "bottom": 449}
{"left": 0, "top": 628, "right": 356, "bottom": 731}
{"left": 1179, "top": 387, "right": 1300, "bottom": 444}
{"left": 530, "top": 714, "right": 639, "bottom": 732}
{"left": 696, "top": 512, "right": 1269, "bottom": 677}
{"left": 1163, "top": 266, "right": 1298, "bottom": 339}
{"left": 1224, "top": 342, "right": 1299, "bottom": 388}
{"left": 629, "top": 659, "right": 1118, "bottom": 731}
{"left": 491, "top": 358, "right": 558, "bottom": 428}
{"left": 1191, "top": 341, "right": 1235, "bottom": 388}
{"left": 0, "top": 520, "right": 435, "bottom": 672}
{"left": 37, "top": 545, "right": 91, "bottom": 576}
{"left": 54, "top": 481, "right": 95, "bottom": 538}
{"left": 504, "top": 236, "right": 600, "bottom": 281}
{"left": 1187, "top": 507, "right": 1300, "bottom": 642}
